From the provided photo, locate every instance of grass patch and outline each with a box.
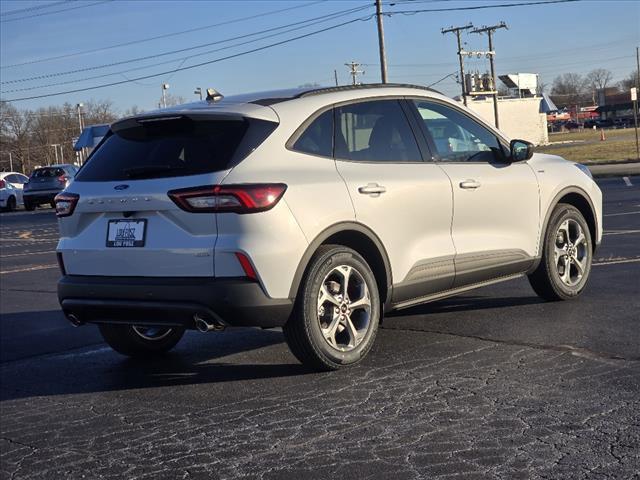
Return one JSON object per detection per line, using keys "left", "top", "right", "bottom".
{"left": 537, "top": 128, "right": 640, "bottom": 163}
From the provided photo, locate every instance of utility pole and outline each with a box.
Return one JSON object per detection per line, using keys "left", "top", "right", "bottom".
{"left": 345, "top": 62, "right": 364, "bottom": 86}
{"left": 8, "top": 151, "right": 13, "bottom": 171}
{"left": 633, "top": 46, "right": 639, "bottom": 161}
{"left": 375, "top": 0, "right": 388, "bottom": 83}
{"left": 334, "top": 69, "right": 339, "bottom": 87}
{"left": 472, "top": 22, "right": 508, "bottom": 128}
{"left": 76, "top": 103, "right": 84, "bottom": 164}
{"left": 442, "top": 23, "right": 474, "bottom": 106}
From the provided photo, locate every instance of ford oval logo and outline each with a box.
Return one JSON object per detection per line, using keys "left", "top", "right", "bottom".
{"left": 114, "top": 184, "right": 130, "bottom": 190}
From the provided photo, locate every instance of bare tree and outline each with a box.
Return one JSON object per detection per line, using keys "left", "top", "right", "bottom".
{"left": 158, "top": 93, "right": 187, "bottom": 108}
{"left": 123, "top": 105, "right": 144, "bottom": 118}
{"left": 550, "top": 73, "right": 588, "bottom": 107}
{"left": 618, "top": 70, "right": 639, "bottom": 91}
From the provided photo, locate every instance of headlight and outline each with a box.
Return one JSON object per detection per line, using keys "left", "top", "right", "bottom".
{"left": 575, "top": 163, "right": 593, "bottom": 179}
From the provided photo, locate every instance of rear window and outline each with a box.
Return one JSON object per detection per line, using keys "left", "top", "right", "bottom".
{"left": 32, "top": 167, "right": 65, "bottom": 178}
{"left": 75, "top": 116, "right": 273, "bottom": 181}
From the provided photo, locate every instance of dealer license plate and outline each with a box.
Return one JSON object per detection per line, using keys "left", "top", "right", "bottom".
{"left": 106, "top": 219, "right": 147, "bottom": 247}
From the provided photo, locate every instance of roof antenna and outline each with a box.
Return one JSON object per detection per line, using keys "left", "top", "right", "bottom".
{"left": 206, "top": 88, "right": 224, "bottom": 102}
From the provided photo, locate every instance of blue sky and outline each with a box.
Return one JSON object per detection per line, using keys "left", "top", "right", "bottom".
{"left": 1, "top": 0, "right": 638, "bottom": 113}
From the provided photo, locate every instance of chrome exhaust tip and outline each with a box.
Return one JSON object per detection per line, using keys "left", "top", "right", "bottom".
{"left": 194, "top": 313, "right": 225, "bottom": 332}
{"left": 66, "top": 312, "right": 84, "bottom": 327}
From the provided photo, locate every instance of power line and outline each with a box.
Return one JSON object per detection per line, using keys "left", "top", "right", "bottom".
{"left": 0, "top": 0, "right": 70, "bottom": 17}
{"left": 4, "top": 15, "right": 374, "bottom": 102}
{"left": 1, "top": 4, "right": 372, "bottom": 85}
{"left": 0, "top": 0, "right": 326, "bottom": 69}
{"left": 0, "top": 0, "right": 112, "bottom": 23}
{"left": 1, "top": 6, "right": 374, "bottom": 94}
{"left": 387, "top": 0, "right": 579, "bottom": 16}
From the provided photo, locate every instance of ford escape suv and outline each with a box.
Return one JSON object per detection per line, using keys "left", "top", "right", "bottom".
{"left": 56, "top": 84, "right": 602, "bottom": 371}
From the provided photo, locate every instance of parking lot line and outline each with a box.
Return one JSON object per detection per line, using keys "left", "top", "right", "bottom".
{"left": 0, "top": 250, "right": 56, "bottom": 258}
{"left": 592, "top": 257, "right": 640, "bottom": 266}
{"left": 603, "top": 229, "right": 640, "bottom": 236}
{"left": 603, "top": 211, "right": 640, "bottom": 217}
{"left": 0, "top": 264, "right": 58, "bottom": 275}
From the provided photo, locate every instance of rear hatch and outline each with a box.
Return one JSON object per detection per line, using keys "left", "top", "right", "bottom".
{"left": 27, "top": 167, "right": 68, "bottom": 191}
{"left": 58, "top": 112, "right": 277, "bottom": 277}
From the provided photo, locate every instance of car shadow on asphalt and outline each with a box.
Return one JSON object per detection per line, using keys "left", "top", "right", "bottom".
{"left": 0, "top": 328, "right": 312, "bottom": 402}
{"left": 387, "top": 294, "right": 545, "bottom": 317}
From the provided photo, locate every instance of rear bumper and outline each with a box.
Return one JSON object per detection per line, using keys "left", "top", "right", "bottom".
{"left": 58, "top": 275, "right": 293, "bottom": 329}
{"left": 24, "top": 190, "right": 60, "bottom": 203}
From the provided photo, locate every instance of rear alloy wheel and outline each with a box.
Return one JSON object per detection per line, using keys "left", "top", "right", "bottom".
{"left": 98, "top": 324, "right": 185, "bottom": 357}
{"left": 284, "top": 245, "right": 380, "bottom": 371}
{"left": 528, "top": 203, "right": 592, "bottom": 301}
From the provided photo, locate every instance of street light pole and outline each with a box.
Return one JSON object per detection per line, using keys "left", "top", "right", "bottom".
{"left": 194, "top": 87, "right": 202, "bottom": 100}
{"left": 161, "top": 83, "right": 170, "bottom": 108}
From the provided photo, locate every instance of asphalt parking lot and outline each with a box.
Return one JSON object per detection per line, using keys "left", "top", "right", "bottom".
{"left": 1, "top": 177, "right": 639, "bottom": 479}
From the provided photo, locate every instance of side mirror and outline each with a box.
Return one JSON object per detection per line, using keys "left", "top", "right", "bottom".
{"left": 509, "top": 139, "right": 533, "bottom": 162}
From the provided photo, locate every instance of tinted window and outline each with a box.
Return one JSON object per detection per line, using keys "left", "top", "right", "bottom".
{"left": 292, "top": 109, "right": 333, "bottom": 157}
{"left": 5, "top": 174, "right": 18, "bottom": 183}
{"left": 413, "top": 100, "right": 503, "bottom": 163}
{"left": 335, "top": 100, "right": 421, "bottom": 162}
{"left": 32, "top": 167, "right": 65, "bottom": 178}
{"left": 75, "top": 116, "right": 269, "bottom": 181}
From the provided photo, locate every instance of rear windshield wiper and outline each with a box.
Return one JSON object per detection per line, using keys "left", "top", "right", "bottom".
{"left": 124, "top": 165, "right": 185, "bottom": 179}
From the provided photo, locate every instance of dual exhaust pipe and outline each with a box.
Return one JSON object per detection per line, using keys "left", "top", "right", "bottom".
{"left": 64, "top": 311, "right": 225, "bottom": 332}
{"left": 194, "top": 313, "right": 226, "bottom": 332}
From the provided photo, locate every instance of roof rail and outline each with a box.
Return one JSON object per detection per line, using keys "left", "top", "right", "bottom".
{"left": 296, "top": 83, "right": 440, "bottom": 98}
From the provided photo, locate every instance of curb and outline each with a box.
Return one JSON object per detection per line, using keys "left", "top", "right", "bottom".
{"left": 588, "top": 163, "right": 640, "bottom": 178}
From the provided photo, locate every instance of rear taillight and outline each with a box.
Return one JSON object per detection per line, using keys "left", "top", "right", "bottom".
{"left": 57, "top": 175, "right": 66, "bottom": 183}
{"left": 54, "top": 192, "right": 79, "bottom": 217}
{"left": 168, "top": 184, "right": 287, "bottom": 214}
{"left": 0, "top": 179, "right": 5, "bottom": 188}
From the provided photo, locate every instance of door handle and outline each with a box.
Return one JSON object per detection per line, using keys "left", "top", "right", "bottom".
{"left": 459, "top": 179, "right": 481, "bottom": 189}
{"left": 358, "top": 183, "right": 387, "bottom": 196}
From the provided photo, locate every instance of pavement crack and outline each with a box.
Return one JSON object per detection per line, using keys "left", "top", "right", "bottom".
{"left": 381, "top": 325, "right": 640, "bottom": 363}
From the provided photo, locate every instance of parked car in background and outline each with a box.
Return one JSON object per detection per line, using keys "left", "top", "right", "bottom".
{"left": 596, "top": 119, "right": 614, "bottom": 128}
{"left": 23, "top": 164, "right": 78, "bottom": 210}
{"left": 55, "top": 84, "right": 603, "bottom": 371}
{"left": 0, "top": 172, "right": 29, "bottom": 211}
{"left": 564, "top": 121, "right": 583, "bottom": 130}
{"left": 583, "top": 119, "right": 597, "bottom": 129}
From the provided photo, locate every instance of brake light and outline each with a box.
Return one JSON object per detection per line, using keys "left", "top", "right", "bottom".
{"left": 0, "top": 180, "right": 5, "bottom": 188}
{"left": 54, "top": 192, "right": 79, "bottom": 217}
{"left": 235, "top": 252, "right": 258, "bottom": 281}
{"left": 168, "top": 184, "right": 287, "bottom": 214}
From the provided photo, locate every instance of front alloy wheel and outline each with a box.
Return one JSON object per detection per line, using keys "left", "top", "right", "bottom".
{"left": 528, "top": 203, "right": 593, "bottom": 301}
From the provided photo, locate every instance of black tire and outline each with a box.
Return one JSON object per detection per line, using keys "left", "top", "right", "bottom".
{"left": 98, "top": 324, "right": 185, "bottom": 357}
{"left": 283, "top": 245, "right": 380, "bottom": 371}
{"left": 6, "top": 196, "right": 16, "bottom": 212}
{"left": 528, "top": 203, "right": 593, "bottom": 301}
{"left": 24, "top": 200, "right": 35, "bottom": 211}
{"left": 50, "top": 201, "right": 56, "bottom": 209}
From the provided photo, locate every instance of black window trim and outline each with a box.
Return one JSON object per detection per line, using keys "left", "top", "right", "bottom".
{"left": 285, "top": 106, "right": 335, "bottom": 160}
{"left": 332, "top": 96, "right": 426, "bottom": 165}
{"left": 405, "top": 96, "right": 510, "bottom": 165}
{"left": 287, "top": 94, "right": 439, "bottom": 164}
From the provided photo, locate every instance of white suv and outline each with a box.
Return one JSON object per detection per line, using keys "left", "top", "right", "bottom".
{"left": 56, "top": 84, "right": 602, "bottom": 370}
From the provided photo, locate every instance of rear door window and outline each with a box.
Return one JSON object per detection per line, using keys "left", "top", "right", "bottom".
{"left": 75, "top": 116, "right": 273, "bottom": 181}
{"left": 335, "top": 100, "right": 422, "bottom": 162}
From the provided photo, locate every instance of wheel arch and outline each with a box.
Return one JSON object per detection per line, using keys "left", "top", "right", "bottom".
{"left": 531, "top": 186, "right": 598, "bottom": 272}
{"left": 288, "top": 222, "right": 392, "bottom": 305}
